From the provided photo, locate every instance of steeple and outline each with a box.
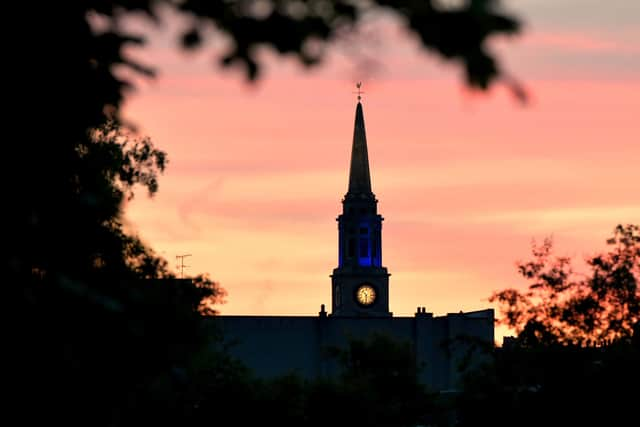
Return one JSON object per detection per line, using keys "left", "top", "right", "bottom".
{"left": 331, "top": 93, "right": 391, "bottom": 318}
{"left": 346, "top": 102, "right": 373, "bottom": 198}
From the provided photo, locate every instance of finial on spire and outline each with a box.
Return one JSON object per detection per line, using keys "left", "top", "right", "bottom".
{"left": 354, "top": 82, "right": 364, "bottom": 102}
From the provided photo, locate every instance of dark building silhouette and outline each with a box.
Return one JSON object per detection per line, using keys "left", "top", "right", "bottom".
{"left": 215, "top": 100, "right": 494, "bottom": 391}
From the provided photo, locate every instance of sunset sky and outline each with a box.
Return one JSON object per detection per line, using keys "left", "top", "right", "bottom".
{"left": 120, "top": 1, "right": 640, "bottom": 341}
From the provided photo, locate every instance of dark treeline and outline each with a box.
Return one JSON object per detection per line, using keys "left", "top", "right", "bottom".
{"left": 458, "top": 336, "right": 640, "bottom": 427}
{"left": 131, "top": 333, "right": 448, "bottom": 427}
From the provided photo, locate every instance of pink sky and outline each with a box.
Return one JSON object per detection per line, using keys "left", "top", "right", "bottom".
{"left": 120, "top": 2, "right": 640, "bottom": 341}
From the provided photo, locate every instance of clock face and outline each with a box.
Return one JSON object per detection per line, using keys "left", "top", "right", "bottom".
{"left": 356, "top": 284, "right": 376, "bottom": 307}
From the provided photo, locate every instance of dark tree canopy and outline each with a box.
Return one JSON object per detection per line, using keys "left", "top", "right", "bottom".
{"left": 458, "top": 227, "right": 640, "bottom": 426}
{"left": 13, "top": 122, "right": 224, "bottom": 427}
{"left": 162, "top": 332, "right": 442, "bottom": 427}
{"left": 491, "top": 224, "right": 640, "bottom": 347}
{"left": 29, "top": 1, "right": 521, "bottom": 142}
{"left": 456, "top": 337, "right": 640, "bottom": 427}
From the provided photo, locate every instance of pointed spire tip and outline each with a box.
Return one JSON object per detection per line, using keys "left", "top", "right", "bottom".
{"left": 347, "top": 99, "right": 372, "bottom": 195}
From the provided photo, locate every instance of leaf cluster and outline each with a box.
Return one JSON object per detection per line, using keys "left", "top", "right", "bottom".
{"left": 491, "top": 224, "right": 640, "bottom": 346}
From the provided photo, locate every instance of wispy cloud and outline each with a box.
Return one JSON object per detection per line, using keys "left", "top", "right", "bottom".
{"left": 522, "top": 31, "right": 640, "bottom": 54}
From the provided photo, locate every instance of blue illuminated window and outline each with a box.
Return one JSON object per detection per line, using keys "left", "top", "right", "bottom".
{"left": 360, "top": 238, "right": 368, "bottom": 257}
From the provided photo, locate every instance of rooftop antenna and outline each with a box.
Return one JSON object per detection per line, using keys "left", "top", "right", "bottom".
{"left": 354, "top": 82, "right": 364, "bottom": 102}
{"left": 176, "top": 254, "right": 192, "bottom": 278}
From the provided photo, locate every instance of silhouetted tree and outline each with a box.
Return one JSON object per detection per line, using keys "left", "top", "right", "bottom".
{"left": 490, "top": 224, "right": 640, "bottom": 346}
{"left": 317, "top": 333, "right": 444, "bottom": 427}
{"left": 164, "top": 333, "right": 443, "bottom": 427}
{"left": 456, "top": 339, "right": 640, "bottom": 427}
{"left": 14, "top": 122, "right": 225, "bottom": 427}
{"left": 454, "top": 225, "right": 640, "bottom": 427}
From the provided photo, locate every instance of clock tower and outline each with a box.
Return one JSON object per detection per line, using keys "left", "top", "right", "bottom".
{"left": 331, "top": 98, "right": 391, "bottom": 317}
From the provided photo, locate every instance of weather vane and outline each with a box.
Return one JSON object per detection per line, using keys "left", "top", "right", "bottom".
{"left": 354, "top": 82, "right": 364, "bottom": 101}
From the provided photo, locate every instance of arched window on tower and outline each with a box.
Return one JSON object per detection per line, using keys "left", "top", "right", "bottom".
{"left": 348, "top": 238, "right": 355, "bottom": 258}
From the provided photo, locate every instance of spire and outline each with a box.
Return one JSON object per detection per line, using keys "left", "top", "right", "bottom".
{"left": 347, "top": 101, "right": 373, "bottom": 196}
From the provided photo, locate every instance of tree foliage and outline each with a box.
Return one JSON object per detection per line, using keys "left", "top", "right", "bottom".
{"left": 176, "top": 0, "right": 520, "bottom": 88}
{"left": 15, "top": 122, "right": 225, "bottom": 427}
{"left": 456, "top": 338, "right": 640, "bottom": 427}
{"left": 324, "top": 333, "right": 434, "bottom": 427}
{"left": 491, "top": 224, "right": 640, "bottom": 346}
{"left": 162, "top": 332, "right": 442, "bottom": 427}
{"left": 25, "top": 0, "right": 522, "bottom": 159}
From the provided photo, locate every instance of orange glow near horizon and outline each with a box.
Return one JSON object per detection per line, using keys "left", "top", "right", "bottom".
{"left": 120, "top": 3, "right": 640, "bottom": 343}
